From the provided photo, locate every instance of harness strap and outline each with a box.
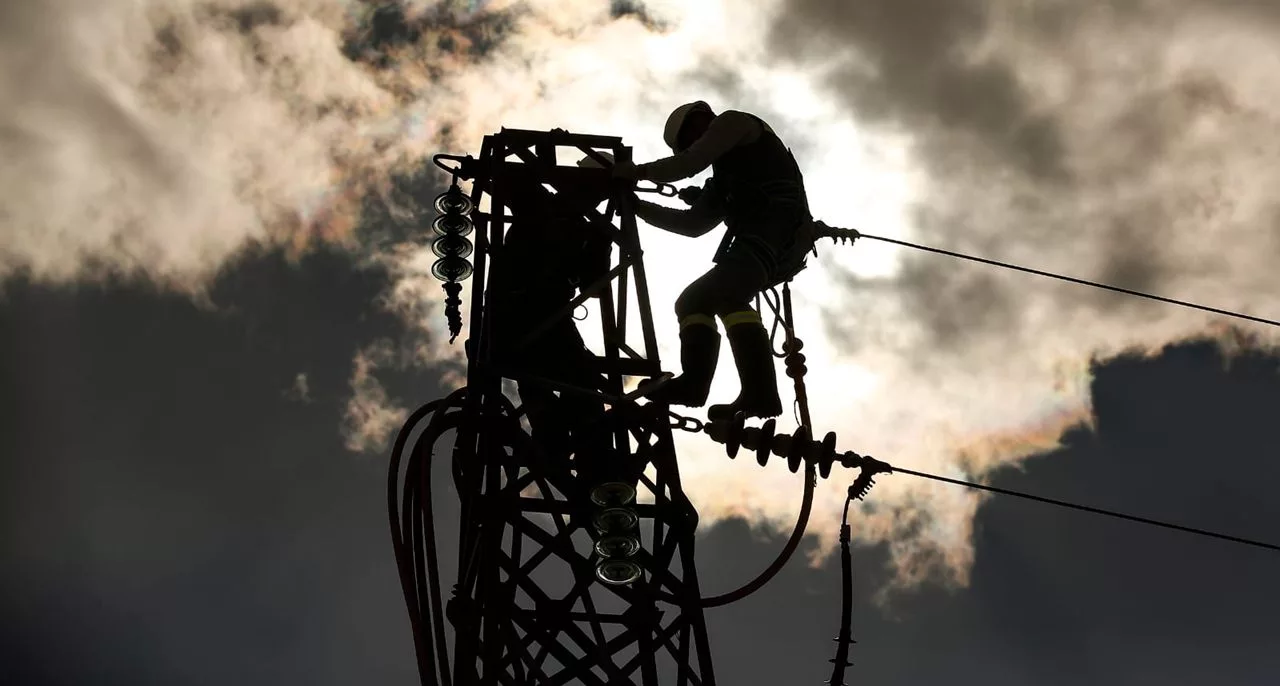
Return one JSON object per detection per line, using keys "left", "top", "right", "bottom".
{"left": 721, "top": 309, "right": 763, "bottom": 329}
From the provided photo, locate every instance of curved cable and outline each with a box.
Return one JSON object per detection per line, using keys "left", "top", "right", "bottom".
{"left": 763, "top": 286, "right": 788, "bottom": 357}
{"left": 389, "top": 399, "right": 448, "bottom": 686}
{"left": 827, "top": 495, "right": 856, "bottom": 686}
{"left": 389, "top": 390, "right": 469, "bottom": 686}
{"left": 690, "top": 464, "right": 815, "bottom": 608}
{"left": 404, "top": 407, "right": 463, "bottom": 686}
{"left": 422, "top": 414, "right": 460, "bottom": 686}
{"left": 688, "top": 283, "right": 817, "bottom": 609}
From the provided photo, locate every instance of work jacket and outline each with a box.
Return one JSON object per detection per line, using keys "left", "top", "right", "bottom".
{"left": 634, "top": 111, "right": 813, "bottom": 279}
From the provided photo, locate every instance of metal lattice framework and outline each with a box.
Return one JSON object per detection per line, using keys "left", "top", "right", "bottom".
{"left": 392, "top": 128, "right": 717, "bottom": 686}
{"left": 389, "top": 116, "right": 1280, "bottom": 686}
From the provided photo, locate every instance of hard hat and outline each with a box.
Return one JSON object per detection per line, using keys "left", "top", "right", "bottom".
{"left": 663, "top": 101, "right": 713, "bottom": 151}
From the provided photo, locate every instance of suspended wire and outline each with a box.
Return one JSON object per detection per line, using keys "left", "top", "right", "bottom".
{"left": 852, "top": 232, "right": 1280, "bottom": 329}
{"left": 888, "top": 464, "right": 1280, "bottom": 553}
{"left": 815, "top": 457, "right": 1280, "bottom": 682}
{"left": 822, "top": 228, "right": 1280, "bottom": 551}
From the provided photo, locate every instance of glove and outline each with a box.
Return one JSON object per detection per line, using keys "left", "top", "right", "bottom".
{"left": 576, "top": 152, "right": 614, "bottom": 169}
{"left": 677, "top": 185, "right": 702, "bottom": 206}
{"left": 611, "top": 159, "right": 640, "bottom": 180}
{"left": 577, "top": 152, "right": 641, "bottom": 180}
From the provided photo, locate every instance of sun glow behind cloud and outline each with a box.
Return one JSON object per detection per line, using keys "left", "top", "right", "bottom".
{"left": 8, "top": 0, "right": 1280, "bottom": 590}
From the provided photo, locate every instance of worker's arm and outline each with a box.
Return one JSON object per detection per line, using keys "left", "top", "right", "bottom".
{"left": 633, "top": 181, "right": 727, "bottom": 237}
{"left": 636, "top": 111, "right": 759, "bottom": 183}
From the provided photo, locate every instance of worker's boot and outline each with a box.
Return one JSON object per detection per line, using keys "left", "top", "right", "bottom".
{"left": 644, "top": 322, "right": 720, "bottom": 408}
{"left": 707, "top": 316, "right": 782, "bottom": 422}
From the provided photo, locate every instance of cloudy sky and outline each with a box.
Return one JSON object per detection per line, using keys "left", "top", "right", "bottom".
{"left": 4, "top": 0, "right": 1280, "bottom": 684}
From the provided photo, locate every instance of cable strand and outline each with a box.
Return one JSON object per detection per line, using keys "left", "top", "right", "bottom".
{"left": 891, "top": 465, "right": 1280, "bottom": 553}
{"left": 856, "top": 232, "right": 1280, "bottom": 329}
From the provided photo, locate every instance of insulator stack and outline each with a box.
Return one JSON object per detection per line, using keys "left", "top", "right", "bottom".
{"left": 705, "top": 414, "right": 892, "bottom": 483}
{"left": 783, "top": 337, "right": 807, "bottom": 379}
{"left": 431, "top": 181, "right": 475, "bottom": 342}
{"left": 590, "top": 482, "right": 643, "bottom": 585}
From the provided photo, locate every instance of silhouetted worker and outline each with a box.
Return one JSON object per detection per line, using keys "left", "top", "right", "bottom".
{"left": 487, "top": 176, "right": 613, "bottom": 482}
{"left": 614, "top": 101, "right": 814, "bottom": 421}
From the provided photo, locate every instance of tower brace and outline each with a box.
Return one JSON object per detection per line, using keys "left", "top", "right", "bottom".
{"left": 392, "top": 128, "right": 718, "bottom": 686}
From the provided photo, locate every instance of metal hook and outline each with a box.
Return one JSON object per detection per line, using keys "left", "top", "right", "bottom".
{"left": 636, "top": 181, "right": 678, "bottom": 197}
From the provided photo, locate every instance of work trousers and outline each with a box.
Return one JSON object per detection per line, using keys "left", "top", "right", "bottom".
{"left": 675, "top": 225, "right": 811, "bottom": 326}
{"left": 675, "top": 243, "right": 772, "bottom": 324}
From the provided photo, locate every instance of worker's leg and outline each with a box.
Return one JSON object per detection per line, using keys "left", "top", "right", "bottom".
{"left": 644, "top": 306, "right": 721, "bottom": 407}
{"left": 707, "top": 244, "right": 784, "bottom": 421}
{"left": 647, "top": 251, "right": 771, "bottom": 407}
{"left": 706, "top": 307, "right": 782, "bottom": 421}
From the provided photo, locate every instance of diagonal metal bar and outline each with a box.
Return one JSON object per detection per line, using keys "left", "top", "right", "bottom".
{"left": 500, "top": 562, "right": 632, "bottom": 686}
{"left": 509, "top": 612, "right": 610, "bottom": 686}
{"left": 512, "top": 257, "right": 635, "bottom": 352}
{"left": 507, "top": 146, "right": 624, "bottom": 246}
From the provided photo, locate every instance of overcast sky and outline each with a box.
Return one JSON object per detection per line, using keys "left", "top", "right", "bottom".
{"left": 5, "top": 1, "right": 1280, "bottom": 684}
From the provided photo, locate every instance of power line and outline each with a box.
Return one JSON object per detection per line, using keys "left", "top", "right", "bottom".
{"left": 832, "top": 227, "right": 1280, "bottom": 330}
{"left": 820, "top": 228, "right": 1280, "bottom": 551}
{"left": 888, "top": 465, "right": 1280, "bottom": 553}
{"left": 692, "top": 413, "right": 1280, "bottom": 555}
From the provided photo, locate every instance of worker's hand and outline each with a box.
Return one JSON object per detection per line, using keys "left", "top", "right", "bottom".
{"left": 611, "top": 159, "right": 641, "bottom": 181}
{"left": 677, "top": 185, "right": 702, "bottom": 206}
{"left": 576, "top": 152, "right": 614, "bottom": 169}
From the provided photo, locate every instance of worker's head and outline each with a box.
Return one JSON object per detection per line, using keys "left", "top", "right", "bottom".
{"left": 663, "top": 101, "right": 715, "bottom": 153}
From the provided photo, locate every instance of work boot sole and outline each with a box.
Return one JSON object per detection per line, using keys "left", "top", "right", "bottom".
{"left": 625, "top": 373, "right": 675, "bottom": 402}
{"left": 640, "top": 375, "right": 710, "bottom": 408}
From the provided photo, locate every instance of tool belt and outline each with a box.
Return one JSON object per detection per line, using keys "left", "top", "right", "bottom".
{"left": 714, "top": 214, "right": 816, "bottom": 286}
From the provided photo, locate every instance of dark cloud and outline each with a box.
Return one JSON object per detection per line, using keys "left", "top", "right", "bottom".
{"left": 0, "top": 245, "right": 447, "bottom": 685}
{"left": 222, "top": 1, "right": 287, "bottom": 33}
{"left": 696, "top": 335, "right": 1280, "bottom": 685}
{"left": 342, "top": 1, "right": 520, "bottom": 68}
{"left": 359, "top": 164, "right": 449, "bottom": 249}
{"left": 5, "top": 2, "right": 1280, "bottom": 680}
{"left": 610, "top": 0, "right": 669, "bottom": 31}
{"left": 891, "top": 256, "right": 1018, "bottom": 352}
{"left": 5, "top": 239, "right": 1278, "bottom": 686}
{"left": 765, "top": 0, "right": 1069, "bottom": 181}
{"left": 771, "top": 0, "right": 1280, "bottom": 431}
{"left": 1094, "top": 216, "right": 1168, "bottom": 303}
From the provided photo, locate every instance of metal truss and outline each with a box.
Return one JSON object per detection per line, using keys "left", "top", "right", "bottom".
{"left": 393, "top": 128, "right": 717, "bottom": 686}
